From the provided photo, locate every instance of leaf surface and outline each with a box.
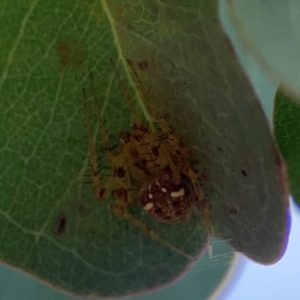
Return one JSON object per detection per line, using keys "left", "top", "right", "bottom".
{"left": 0, "top": 0, "right": 289, "bottom": 298}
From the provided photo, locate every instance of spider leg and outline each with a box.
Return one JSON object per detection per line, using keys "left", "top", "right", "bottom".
{"left": 202, "top": 201, "right": 213, "bottom": 258}
{"left": 126, "top": 59, "right": 172, "bottom": 133}
{"left": 123, "top": 211, "right": 195, "bottom": 261}
{"left": 83, "top": 76, "right": 114, "bottom": 200}
{"left": 109, "top": 58, "right": 142, "bottom": 126}
{"left": 87, "top": 73, "right": 113, "bottom": 153}
{"left": 134, "top": 133, "right": 182, "bottom": 187}
{"left": 110, "top": 193, "right": 195, "bottom": 261}
{"left": 160, "top": 146, "right": 181, "bottom": 183}
{"left": 180, "top": 167, "right": 213, "bottom": 257}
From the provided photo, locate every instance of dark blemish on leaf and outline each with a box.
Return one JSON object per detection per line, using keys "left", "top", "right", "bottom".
{"left": 56, "top": 215, "right": 67, "bottom": 235}
{"left": 56, "top": 41, "right": 86, "bottom": 68}
{"left": 242, "top": 169, "right": 248, "bottom": 177}
{"left": 210, "top": 68, "right": 220, "bottom": 76}
{"left": 138, "top": 61, "right": 149, "bottom": 71}
{"left": 229, "top": 207, "right": 238, "bottom": 215}
{"left": 217, "top": 147, "right": 223, "bottom": 152}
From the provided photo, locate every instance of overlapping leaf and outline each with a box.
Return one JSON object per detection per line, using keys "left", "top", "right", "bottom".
{"left": 274, "top": 88, "right": 300, "bottom": 207}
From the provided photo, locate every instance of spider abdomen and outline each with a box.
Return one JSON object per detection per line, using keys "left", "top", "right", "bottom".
{"left": 139, "top": 173, "right": 194, "bottom": 222}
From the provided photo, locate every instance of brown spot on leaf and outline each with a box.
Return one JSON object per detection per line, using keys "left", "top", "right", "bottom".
{"left": 56, "top": 214, "right": 67, "bottom": 235}
{"left": 56, "top": 41, "right": 86, "bottom": 68}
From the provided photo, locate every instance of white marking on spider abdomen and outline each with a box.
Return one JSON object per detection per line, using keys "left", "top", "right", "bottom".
{"left": 143, "top": 202, "right": 154, "bottom": 211}
{"left": 170, "top": 188, "right": 185, "bottom": 198}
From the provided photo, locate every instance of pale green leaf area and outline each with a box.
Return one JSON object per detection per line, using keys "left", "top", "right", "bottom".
{"left": 274, "top": 89, "right": 300, "bottom": 207}
{"left": 226, "top": 0, "right": 300, "bottom": 98}
{"left": 0, "top": 0, "right": 288, "bottom": 298}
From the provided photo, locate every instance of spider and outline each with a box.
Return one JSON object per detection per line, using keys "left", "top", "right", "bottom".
{"left": 83, "top": 59, "right": 212, "bottom": 260}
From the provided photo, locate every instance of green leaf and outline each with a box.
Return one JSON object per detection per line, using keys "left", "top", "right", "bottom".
{"left": 108, "top": 0, "right": 289, "bottom": 264}
{"left": 274, "top": 88, "right": 300, "bottom": 207}
{"left": 0, "top": 0, "right": 289, "bottom": 298}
